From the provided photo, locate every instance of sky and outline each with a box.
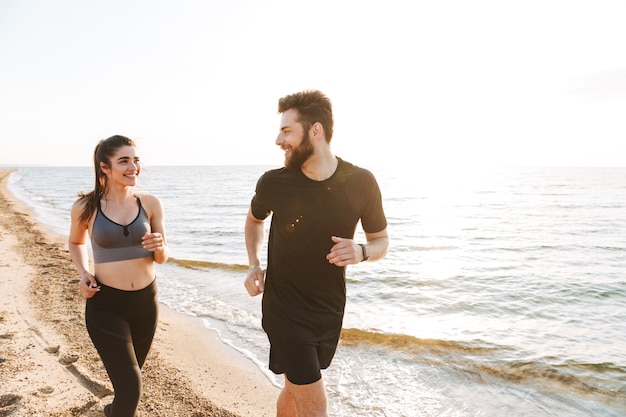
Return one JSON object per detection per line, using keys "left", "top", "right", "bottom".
{"left": 1, "top": 0, "right": 625, "bottom": 168}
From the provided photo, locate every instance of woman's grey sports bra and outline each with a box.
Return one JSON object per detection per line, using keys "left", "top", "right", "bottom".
{"left": 91, "top": 198, "right": 153, "bottom": 264}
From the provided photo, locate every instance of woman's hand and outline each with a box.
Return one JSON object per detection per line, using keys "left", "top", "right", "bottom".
{"left": 143, "top": 232, "right": 169, "bottom": 264}
{"left": 142, "top": 232, "right": 165, "bottom": 253}
{"left": 79, "top": 273, "right": 100, "bottom": 299}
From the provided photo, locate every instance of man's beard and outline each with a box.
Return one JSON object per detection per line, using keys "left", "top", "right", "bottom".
{"left": 285, "top": 130, "right": 314, "bottom": 171}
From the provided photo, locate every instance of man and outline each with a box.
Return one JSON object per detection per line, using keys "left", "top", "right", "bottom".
{"left": 244, "top": 90, "right": 389, "bottom": 417}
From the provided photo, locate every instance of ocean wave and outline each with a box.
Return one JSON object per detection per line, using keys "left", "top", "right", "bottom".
{"left": 339, "top": 328, "right": 626, "bottom": 406}
{"left": 168, "top": 257, "right": 248, "bottom": 272}
{"left": 339, "top": 328, "right": 501, "bottom": 355}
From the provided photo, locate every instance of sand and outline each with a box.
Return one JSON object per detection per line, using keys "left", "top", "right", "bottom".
{"left": 0, "top": 168, "right": 279, "bottom": 417}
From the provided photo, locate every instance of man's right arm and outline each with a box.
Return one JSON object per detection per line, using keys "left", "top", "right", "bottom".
{"left": 244, "top": 207, "right": 266, "bottom": 296}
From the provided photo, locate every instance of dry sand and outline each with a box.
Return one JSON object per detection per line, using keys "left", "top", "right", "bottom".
{"left": 0, "top": 168, "right": 278, "bottom": 417}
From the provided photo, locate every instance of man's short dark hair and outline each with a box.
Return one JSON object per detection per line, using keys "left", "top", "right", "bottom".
{"left": 278, "top": 90, "right": 334, "bottom": 142}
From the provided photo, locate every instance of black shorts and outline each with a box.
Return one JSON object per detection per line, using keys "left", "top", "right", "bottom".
{"left": 268, "top": 336, "right": 340, "bottom": 385}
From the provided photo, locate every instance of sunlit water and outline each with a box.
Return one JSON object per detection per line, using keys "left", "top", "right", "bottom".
{"left": 8, "top": 165, "right": 626, "bottom": 416}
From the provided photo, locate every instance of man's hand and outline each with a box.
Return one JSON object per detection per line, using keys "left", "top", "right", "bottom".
{"left": 244, "top": 266, "right": 266, "bottom": 296}
{"left": 326, "top": 236, "right": 361, "bottom": 266}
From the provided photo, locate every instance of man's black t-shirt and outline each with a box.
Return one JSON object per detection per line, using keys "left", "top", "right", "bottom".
{"left": 250, "top": 158, "right": 387, "bottom": 342}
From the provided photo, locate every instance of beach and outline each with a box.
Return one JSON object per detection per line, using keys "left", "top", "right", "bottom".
{"left": 0, "top": 167, "right": 278, "bottom": 417}
{"left": 4, "top": 164, "right": 626, "bottom": 416}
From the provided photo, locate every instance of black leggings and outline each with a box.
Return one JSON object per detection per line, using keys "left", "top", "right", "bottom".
{"left": 85, "top": 280, "right": 158, "bottom": 417}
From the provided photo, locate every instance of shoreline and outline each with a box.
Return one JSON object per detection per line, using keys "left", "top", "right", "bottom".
{"left": 0, "top": 168, "right": 278, "bottom": 416}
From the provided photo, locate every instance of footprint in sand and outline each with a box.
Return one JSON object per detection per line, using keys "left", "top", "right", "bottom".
{"left": 37, "top": 386, "right": 55, "bottom": 395}
{"left": 59, "top": 354, "right": 79, "bottom": 365}
{"left": 44, "top": 345, "right": 60, "bottom": 354}
{"left": 0, "top": 393, "right": 22, "bottom": 413}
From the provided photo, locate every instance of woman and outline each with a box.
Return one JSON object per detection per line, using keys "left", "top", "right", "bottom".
{"left": 68, "top": 135, "right": 169, "bottom": 417}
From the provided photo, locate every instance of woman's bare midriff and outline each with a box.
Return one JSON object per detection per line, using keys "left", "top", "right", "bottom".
{"left": 94, "top": 257, "right": 156, "bottom": 291}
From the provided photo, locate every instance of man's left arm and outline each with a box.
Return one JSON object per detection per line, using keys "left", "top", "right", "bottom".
{"left": 362, "top": 229, "right": 389, "bottom": 262}
{"left": 327, "top": 229, "right": 389, "bottom": 267}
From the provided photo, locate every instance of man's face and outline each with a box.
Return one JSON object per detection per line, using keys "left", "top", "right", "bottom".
{"left": 276, "top": 109, "right": 314, "bottom": 170}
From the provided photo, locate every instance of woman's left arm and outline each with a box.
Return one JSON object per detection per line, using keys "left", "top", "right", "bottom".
{"left": 142, "top": 194, "right": 169, "bottom": 264}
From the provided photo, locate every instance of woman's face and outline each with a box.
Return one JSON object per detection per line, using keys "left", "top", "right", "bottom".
{"left": 100, "top": 145, "right": 142, "bottom": 187}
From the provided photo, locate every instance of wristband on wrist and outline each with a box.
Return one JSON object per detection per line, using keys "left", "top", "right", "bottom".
{"left": 359, "top": 243, "right": 370, "bottom": 262}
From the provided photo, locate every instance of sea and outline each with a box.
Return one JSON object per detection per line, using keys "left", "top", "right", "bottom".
{"left": 6, "top": 165, "right": 626, "bottom": 417}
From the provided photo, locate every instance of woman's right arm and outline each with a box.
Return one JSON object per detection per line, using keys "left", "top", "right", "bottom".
{"left": 68, "top": 200, "right": 99, "bottom": 298}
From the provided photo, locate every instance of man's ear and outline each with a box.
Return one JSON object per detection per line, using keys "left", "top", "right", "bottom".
{"left": 311, "top": 122, "right": 324, "bottom": 141}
